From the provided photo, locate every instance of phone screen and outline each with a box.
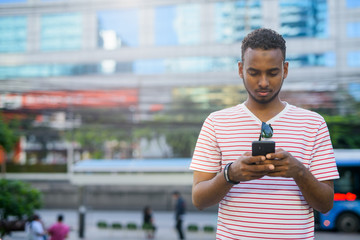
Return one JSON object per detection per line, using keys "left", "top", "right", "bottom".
{"left": 252, "top": 141, "right": 275, "bottom": 156}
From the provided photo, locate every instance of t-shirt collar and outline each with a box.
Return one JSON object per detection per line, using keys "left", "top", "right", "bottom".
{"left": 240, "top": 101, "right": 289, "bottom": 125}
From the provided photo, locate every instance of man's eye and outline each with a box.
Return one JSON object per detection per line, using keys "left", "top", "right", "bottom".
{"left": 269, "top": 72, "right": 279, "bottom": 76}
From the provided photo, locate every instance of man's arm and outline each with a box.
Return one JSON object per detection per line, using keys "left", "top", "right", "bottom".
{"left": 266, "top": 149, "right": 334, "bottom": 213}
{"left": 295, "top": 175, "right": 334, "bottom": 214}
{"left": 192, "top": 153, "right": 275, "bottom": 210}
{"left": 192, "top": 171, "right": 233, "bottom": 210}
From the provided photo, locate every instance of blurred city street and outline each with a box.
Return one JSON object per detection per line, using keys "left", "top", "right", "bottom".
{"left": 1, "top": 0, "right": 360, "bottom": 240}
{"left": 2, "top": 209, "right": 359, "bottom": 240}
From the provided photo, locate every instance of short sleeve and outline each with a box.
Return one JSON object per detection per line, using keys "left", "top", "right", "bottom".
{"left": 310, "top": 120, "right": 339, "bottom": 181}
{"left": 190, "top": 114, "right": 222, "bottom": 173}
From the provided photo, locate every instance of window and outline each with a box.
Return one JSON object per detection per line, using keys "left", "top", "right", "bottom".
{"left": 214, "top": 0, "right": 262, "bottom": 43}
{"left": 154, "top": 4, "right": 201, "bottom": 46}
{"left": 348, "top": 83, "right": 360, "bottom": 102}
{"left": 347, "top": 22, "right": 360, "bottom": 38}
{"left": 335, "top": 167, "right": 360, "bottom": 194}
{"left": 98, "top": 9, "right": 139, "bottom": 49}
{"left": 346, "top": 0, "right": 360, "bottom": 8}
{"left": 41, "top": 13, "right": 82, "bottom": 51}
{"left": 134, "top": 60, "right": 165, "bottom": 75}
{"left": 0, "top": 64, "right": 97, "bottom": 79}
{"left": 287, "top": 52, "right": 336, "bottom": 68}
{"left": 0, "top": 16, "right": 27, "bottom": 53}
{"left": 280, "top": 0, "right": 328, "bottom": 38}
{"left": 0, "top": 0, "right": 26, "bottom": 3}
{"left": 134, "top": 57, "right": 237, "bottom": 75}
{"left": 347, "top": 51, "right": 360, "bottom": 67}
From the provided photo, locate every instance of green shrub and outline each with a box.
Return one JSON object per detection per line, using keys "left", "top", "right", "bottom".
{"left": 142, "top": 223, "right": 153, "bottom": 230}
{"left": 126, "top": 222, "right": 137, "bottom": 230}
{"left": 6, "top": 163, "right": 67, "bottom": 173}
{"left": 187, "top": 224, "right": 198, "bottom": 232}
{"left": 111, "top": 222, "right": 122, "bottom": 229}
{"left": 203, "top": 225, "right": 215, "bottom": 233}
{"left": 97, "top": 221, "right": 107, "bottom": 228}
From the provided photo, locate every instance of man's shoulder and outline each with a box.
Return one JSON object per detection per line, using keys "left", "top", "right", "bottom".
{"left": 286, "top": 104, "right": 325, "bottom": 121}
{"left": 208, "top": 105, "right": 242, "bottom": 118}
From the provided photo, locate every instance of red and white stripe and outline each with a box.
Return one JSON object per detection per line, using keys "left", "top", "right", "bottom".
{"left": 190, "top": 103, "right": 339, "bottom": 240}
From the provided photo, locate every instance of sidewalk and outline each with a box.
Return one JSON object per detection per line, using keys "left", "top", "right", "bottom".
{"left": 4, "top": 209, "right": 217, "bottom": 240}
{"left": 4, "top": 209, "right": 360, "bottom": 240}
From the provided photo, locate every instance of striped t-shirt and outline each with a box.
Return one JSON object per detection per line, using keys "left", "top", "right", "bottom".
{"left": 190, "top": 103, "right": 339, "bottom": 240}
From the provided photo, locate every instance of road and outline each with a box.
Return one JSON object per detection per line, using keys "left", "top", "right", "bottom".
{"left": 2, "top": 209, "right": 359, "bottom": 240}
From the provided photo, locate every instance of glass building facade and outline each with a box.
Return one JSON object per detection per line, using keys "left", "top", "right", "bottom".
{"left": 0, "top": 0, "right": 359, "bottom": 164}
{"left": 346, "top": 0, "right": 360, "bottom": 8}
{"left": 98, "top": 9, "right": 139, "bottom": 48}
{"left": 0, "top": 52, "right": 339, "bottom": 80}
{"left": 279, "top": 0, "right": 328, "bottom": 38}
{"left": 348, "top": 52, "right": 360, "bottom": 67}
{"left": 215, "top": 0, "right": 262, "bottom": 43}
{"left": 0, "top": 0, "right": 358, "bottom": 94}
{"left": 0, "top": 16, "right": 27, "bottom": 53}
{"left": 41, "top": 13, "right": 82, "bottom": 51}
{"left": 347, "top": 22, "right": 360, "bottom": 38}
{"left": 155, "top": 4, "right": 201, "bottom": 46}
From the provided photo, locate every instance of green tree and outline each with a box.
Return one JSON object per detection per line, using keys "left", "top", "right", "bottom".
{"left": 64, "top": 124, "right": 131, "bottom": 159}
{"left": 0, "top": 179, "right": 42, "bottom": 237}
{"left": 323, "top": 115, "right": 360, "bottom": 149}
{"left": 0, "top": 113, "right": 19, "bottom": 174}
{"left": 0, "top": 114, "right": 18, "bottom": 153}
{"left": 165, "top": 128, "right": 199, "bottom": 157}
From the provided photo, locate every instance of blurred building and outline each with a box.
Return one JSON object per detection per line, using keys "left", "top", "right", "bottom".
{"left": 0, "top": 0, "right": 360, "bottom": 161}
{"left": 0, "top": 0, "right": 359, "bottom": 112}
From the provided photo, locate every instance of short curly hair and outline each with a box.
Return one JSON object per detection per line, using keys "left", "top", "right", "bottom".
{"left": 241, "top": 28, "right": 286, "bottom": 62}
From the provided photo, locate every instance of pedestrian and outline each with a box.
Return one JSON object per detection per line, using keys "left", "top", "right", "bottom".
{"left": 47, "top": 214, "right": 70, "bottom": 240}
{"left": 190, "top": 28, "right": 339, "bottom": 239}
{"left": 172, "top": 191, "right": 186, "bottom": 240}
{"left": 26, "top": 214, "right": 47, "bottom": 240}
{"left": 142, "top": 206, "right": 156, "bottom": 239}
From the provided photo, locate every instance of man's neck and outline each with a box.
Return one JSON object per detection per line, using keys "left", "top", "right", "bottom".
{"left": 244, "top": 99, "right": 285, "bottom": 122}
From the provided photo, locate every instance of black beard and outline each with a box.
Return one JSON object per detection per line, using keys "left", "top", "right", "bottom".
{"left": 243, "top": 78, "right": 284, "bottom": 104}
{"left": 248, "top": 88, "right": 281, "bottom": 104}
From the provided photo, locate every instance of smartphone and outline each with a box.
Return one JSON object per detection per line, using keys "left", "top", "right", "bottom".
{"left": 252, "top": 141, "right": 275, "bottom": 156}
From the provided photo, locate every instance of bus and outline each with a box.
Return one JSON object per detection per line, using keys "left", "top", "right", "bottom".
{"left": 315, "top": 149, "right": 360, "bottom": 232}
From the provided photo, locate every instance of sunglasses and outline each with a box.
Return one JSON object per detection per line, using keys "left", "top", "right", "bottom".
{"left": 258, "top": 122, "right": 273, "bottom": 141}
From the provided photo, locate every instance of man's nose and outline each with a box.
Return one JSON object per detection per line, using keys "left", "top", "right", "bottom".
{"left": 258, "top": 74, "right": 269, "bottom": 88}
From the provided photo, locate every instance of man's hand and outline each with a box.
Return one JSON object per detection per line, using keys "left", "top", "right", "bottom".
{"left": 262, "top": 148, "right": 335, "bottom": 213}
{"left": 263, "top": 148, "right": 306, "bottom": 179}
{"left": 229, "top": 152, "right": 275, "bottom": 182}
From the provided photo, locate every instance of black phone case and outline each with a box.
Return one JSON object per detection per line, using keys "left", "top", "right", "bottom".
{"left": 252, "top": 141, "right": 275, "bottom": 156}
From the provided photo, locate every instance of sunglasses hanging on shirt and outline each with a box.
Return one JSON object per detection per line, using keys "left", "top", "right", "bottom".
{"left": 259, "top": 122, "right": 273, "bottom": 141}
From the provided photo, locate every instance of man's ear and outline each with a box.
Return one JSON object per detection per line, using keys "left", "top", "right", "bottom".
{"left": 283, "top": 61, "right": 289, "bottom": 79}
{"left": 238, "top": 61, "right": 244, "bottom": 79}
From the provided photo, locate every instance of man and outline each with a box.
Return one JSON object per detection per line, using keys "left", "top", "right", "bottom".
{"left": 190, "top": 28, "right": 339, "bottom": 239}
{"left": 26, "top": 214, "right": 47, "bottom": 240}
{"left": 47, "top": 214, "right": 70, "bottom": 240}
{"left": 172, "top": 191, "right": 186, "bottom": 240}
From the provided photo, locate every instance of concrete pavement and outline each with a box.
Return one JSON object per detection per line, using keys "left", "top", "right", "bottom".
{"left": 4, "top": 209, "right": 217, "bottom": 240}
{"left": 3, "top": 209, "right": 360, "bottom": 240}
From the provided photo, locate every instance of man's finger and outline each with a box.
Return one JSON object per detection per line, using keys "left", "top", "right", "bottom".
{"left": 267, "top": 151, "right": 286, "bottom": 160}
{"left": 243, "top": 156, "right": 265, "bottom": 164}
{"left": 243, "top": 151, "right": 252, "bottom": 156}
{"left": 248, "top": 163, "right": 275, "bottom": 172}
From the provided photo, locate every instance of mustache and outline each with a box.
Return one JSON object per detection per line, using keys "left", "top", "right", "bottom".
{"left": 256, "top": 88, "right": 271, "bottom": 92}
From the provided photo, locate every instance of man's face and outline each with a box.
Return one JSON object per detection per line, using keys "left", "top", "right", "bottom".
{"left": 238, "top": 48, "right": 288, "bottom": 105}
